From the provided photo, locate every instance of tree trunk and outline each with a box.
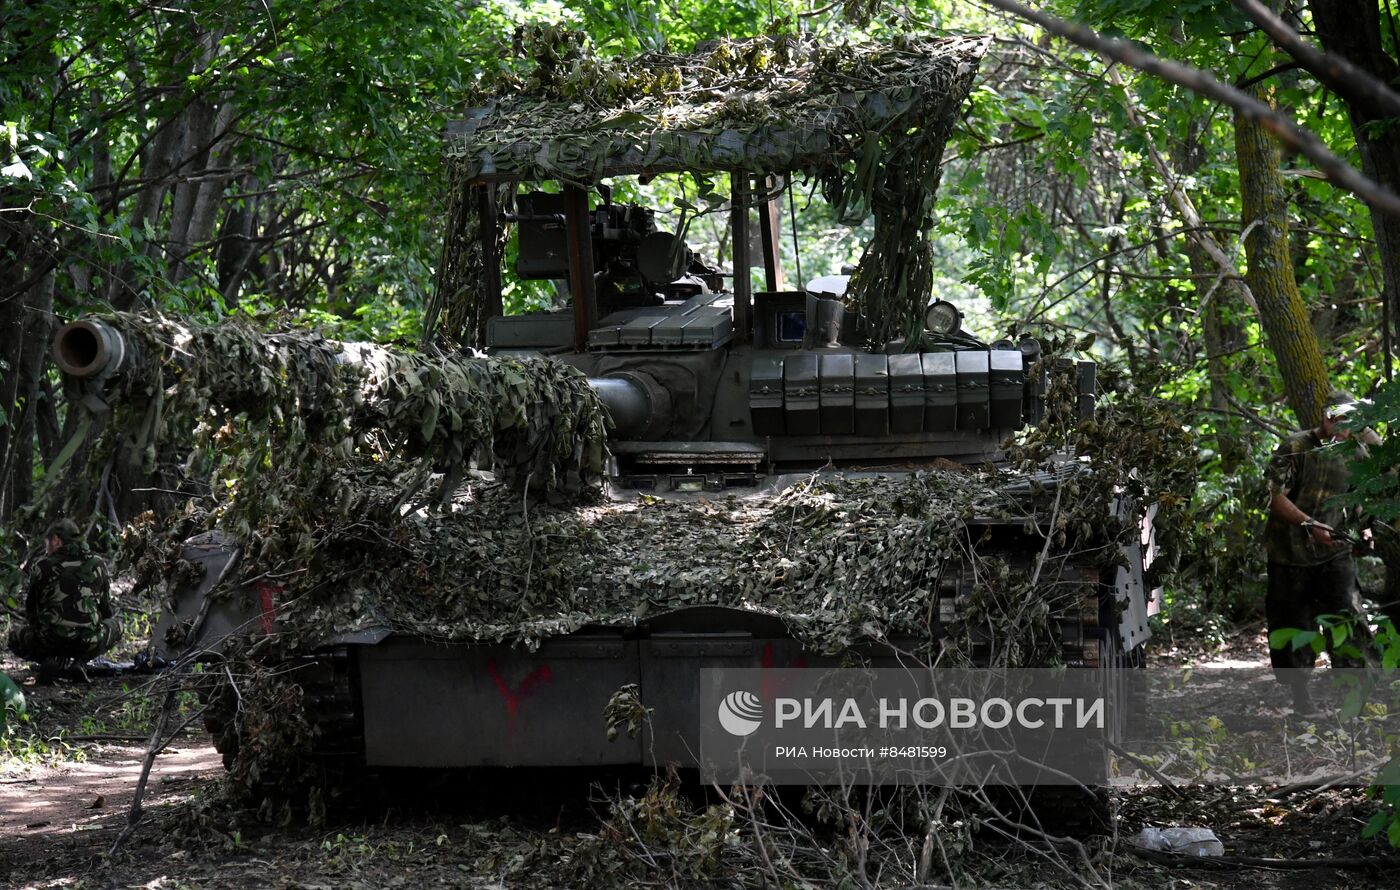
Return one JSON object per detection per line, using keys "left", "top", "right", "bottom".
{"left": 6, "top": 270, "right": 55, "bottom": 515}
{"left": 0, "top": 265, "right": 54, "bottom": 521}
{"left": 1235, "top": 84, "right": 1330, "bottom": 428}
{"left": 1310, "top": 0, "right": 1400, "bottom": 377}
{"left": 0, "top": 285, "right": 28, "bottom": 519}
{"left": 176, "top": 104, "right": 238, "bottom": 286}
{"left": 168, "top": 25, "right": 234, "bottom": 286}
{"left": 1171, "top": 121, "right": 1249, "bottom": 471}
{"left": 167, "top": 98, "right": 217, "bottom": 264}
{"left": 0, "top": 1, "right": 59, "bottom": 520}
{"left": 108, "top": 117, "right": 183, "bottom": 308}
{"left": 217, "top": 174, "right": 258, "bottom": 305}
{"left": 35, "top": 378, "right": 61, "bottom": 469}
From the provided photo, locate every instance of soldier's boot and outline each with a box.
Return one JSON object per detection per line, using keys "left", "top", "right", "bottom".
{"left": 37, "top": 657, "right": 90, "bottom": 684}
{"left": 35, "top": 658, "right": 62, "bottom": 686}
{"left": 57, "top": 658, "right": 90, "bottom": 683}
{"left": 1289, "top": 676, "right": 1324, "bottom": 721}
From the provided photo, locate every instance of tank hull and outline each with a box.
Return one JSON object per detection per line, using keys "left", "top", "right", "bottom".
{"left": 163, "top": 489, "right": 1151, "bottom": 783}
{"left": 347, "top": 624, "right": 1126, "bottom": 785}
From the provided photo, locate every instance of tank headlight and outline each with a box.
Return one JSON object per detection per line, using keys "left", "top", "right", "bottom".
{"left": 925, "top": 300, "right": 962, "bottom": 336}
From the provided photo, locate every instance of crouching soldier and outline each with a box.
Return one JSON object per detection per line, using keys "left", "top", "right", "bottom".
{"left": 7, "top": 518, "right": 120, "bottom": 681}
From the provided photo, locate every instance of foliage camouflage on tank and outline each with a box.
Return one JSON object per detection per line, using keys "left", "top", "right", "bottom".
{"left": 55, "top": 314, "right": 1193, "bottom": 664}
{"left": 433, "top": 29, "right": 987, "bottom": 348}
{"left": 108, "top": 327, "right": 1188, "bottom": 820}
{"left": 46, "top": 307, "right": 1192, "bottom": 819}
{"left": 48, "top": 310, "right": 606, "bottom": 531}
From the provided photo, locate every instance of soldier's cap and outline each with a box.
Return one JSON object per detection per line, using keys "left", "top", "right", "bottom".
{"left": 1325, "top": 389, "right": 1367, "bottom": 419}
{"left": 44, "top": 518, "right": 81, "bottom": 540}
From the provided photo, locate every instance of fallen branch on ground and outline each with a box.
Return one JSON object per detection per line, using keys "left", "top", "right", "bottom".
{"left": 1126, "top": 846, "right": 1400, "bottom": 870}
{"left": 1104, "top": 740, "right": 1190, "bottom": 801}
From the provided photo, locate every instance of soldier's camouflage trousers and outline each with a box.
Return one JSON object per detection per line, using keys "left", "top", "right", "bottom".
{"left": 1266, "top": 556, "right": 1372, "bottom": 674}
{"left": 7, "top": 618, "right": 121, "bottom": 663}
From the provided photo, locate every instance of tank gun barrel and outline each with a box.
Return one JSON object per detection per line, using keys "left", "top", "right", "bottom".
{"left": 53, "top": 318, "right": 127, "bottom": 380}
{"left": 587, "top": 373, "right": 669, "bottom": 440}
{"left": 53, "top": 316, "right": 666, "bottom": 440}
{"left": 51, "top": 313, "right": 613, "bottom": 494}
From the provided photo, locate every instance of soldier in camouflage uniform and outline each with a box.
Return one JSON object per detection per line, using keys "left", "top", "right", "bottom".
{"left": 1265, "top": 390, "right": 1370, "bottom": 715}
{"left": 6, "top": 519, "right": 120, "bottom": 672}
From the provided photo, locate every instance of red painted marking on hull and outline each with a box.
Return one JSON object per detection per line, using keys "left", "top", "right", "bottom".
{"left": 256, "top": 583, "right": 279, "bottom": 635}
{"left": 760, "top": 642, "right": 806, "bottom": 701}
{"left": 486, "top": 660, "right": 554, "bottom": 731}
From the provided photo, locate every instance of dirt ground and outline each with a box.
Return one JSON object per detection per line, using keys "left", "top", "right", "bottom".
{"left": 3, "top": 628, "right": 1400, "bottom": 889}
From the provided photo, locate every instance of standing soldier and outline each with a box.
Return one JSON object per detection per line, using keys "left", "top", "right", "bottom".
{"left": 1265, "top": 390, "right": 1371, "bottom": 717}
{"left": 6, "top": 518, "right": 120, "bottom": 682}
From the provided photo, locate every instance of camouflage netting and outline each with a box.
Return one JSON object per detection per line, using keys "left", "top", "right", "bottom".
{"left": 65, "top": 319, "right": 1193, "bottom": 817}
{"left": 202, "top": 470, "right": 1112, "bottom": 663}
{"left": 48, "top": 314, "right": 1185, "bottom": 669}
{"left": 431, "top": 28, "right": 989, "bottom": 347}
{"left": 432, "top": 180, "right": 512, "bottom": 353}
{"left": 57, "top": 313, "right": 607, "bottom": 572}
{"left": 35, "top": 314, "right": 1196, "bottom": 672}
{"left": 92, "top": 322, "right": 1191, "bottom": 668}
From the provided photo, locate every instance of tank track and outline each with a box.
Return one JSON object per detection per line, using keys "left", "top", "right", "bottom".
{"left": 201, "top": 647, "right": 365, "bottom": 777}
{"left": 199, "top": 670, "right": 241, "bottom": 770}
{"left": 293, "top": 647, "right": 366, "bottom": 778}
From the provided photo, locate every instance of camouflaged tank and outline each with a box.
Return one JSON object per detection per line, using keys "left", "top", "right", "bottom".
{"left": 51, "top": 34, "right": 1160, "bottom": 822}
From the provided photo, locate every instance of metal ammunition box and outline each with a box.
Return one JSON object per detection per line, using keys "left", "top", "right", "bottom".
{"left": 854, "top": 353, "right": 890, "bottom": 436}
{"left": 888, "top": 353, "right": 925, "bottom": 433}
{"left": 921, "top": 352, "right": 956, "bottom": 431}
{"left": 749, "top": 356, "right": 785, "bottom": 435}
{"left": 783, "top": 354, "right": 820, "bottom": 435}
{"left": 818, "top": 353, "right": 855, "bottom": 434}
{"left": 955, "top": 350, "right": 990, "bottom": 430}
{"left": 1077, "top": 360, "right": 1097, "bottom": 420}
{"left": 487, "top": 313, "right": 575, "bottom": 349}
{"left": 989, "top": 349, "right": 1025, "bottom": 429}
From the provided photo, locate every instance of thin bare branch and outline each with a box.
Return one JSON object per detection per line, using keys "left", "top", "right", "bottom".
{"left": 979, "top": 0, "right": 1400, "bottom": 216}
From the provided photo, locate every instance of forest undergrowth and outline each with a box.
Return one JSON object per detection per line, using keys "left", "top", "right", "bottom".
{"left": 3, "top": 623, "right": 1397, "bottom": 890}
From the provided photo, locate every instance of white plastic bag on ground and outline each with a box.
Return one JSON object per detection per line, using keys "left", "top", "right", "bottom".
{"left": 1136, "top": 826, "right": 1224, "bottom": 857}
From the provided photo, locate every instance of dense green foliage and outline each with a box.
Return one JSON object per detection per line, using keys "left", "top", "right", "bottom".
{"left": 5, "top": 0, "right": 1400, "bottom": 848}
{"left": 1, "top": 0, "right": 507, "bottom": 329}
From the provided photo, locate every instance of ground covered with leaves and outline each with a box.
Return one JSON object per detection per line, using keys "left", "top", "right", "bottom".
{"left": 4, "top": 629, "right": 1399, "bottom": 890}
